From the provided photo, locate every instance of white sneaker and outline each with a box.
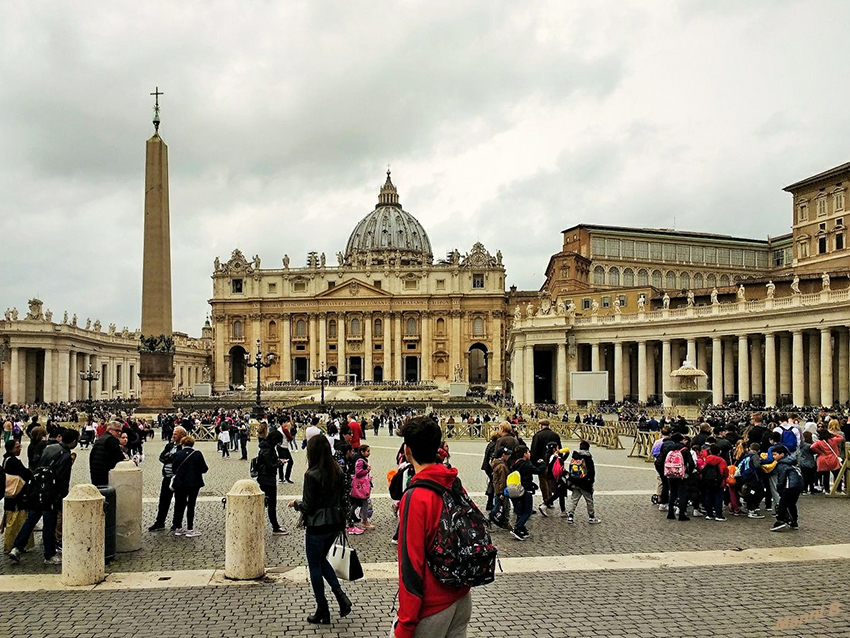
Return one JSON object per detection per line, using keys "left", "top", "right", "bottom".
{"left": 44, "top": 555, "right": 62, "bottom": 566}
{"left": 174, "top": 528, "right": 188, "bottom": 536}
{"left": 658, "top": 504, "right": 668, "bottom": 511}
{"left": 537, "top": 504, "right": 549, "bottom": 518}
{"left": 588, "top": 518, "right": 601, "bottom": 524}
{"left": 184, "top": 529, "right": 202, "bottom": 538}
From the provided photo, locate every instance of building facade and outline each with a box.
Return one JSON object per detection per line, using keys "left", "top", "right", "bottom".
{"left": 209, "top": 172, "right": 507, "bottom": 393}
{"left": 509, "top": 161, "right": 850, "bottom": 407}
{"left": 0, "top": 299, "right": 211, "bottom": 404}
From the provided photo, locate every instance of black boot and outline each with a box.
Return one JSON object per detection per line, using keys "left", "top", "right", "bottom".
{"left": 307, "top": 605, "right": 330, "bottom": 625}
{"left": 332, "top": 587, "right": 352, "bottom": 617}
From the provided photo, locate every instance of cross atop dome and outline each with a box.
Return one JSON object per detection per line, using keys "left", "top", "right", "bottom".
{"left": 378, "top": 166, "right": 400, "bottom": 207}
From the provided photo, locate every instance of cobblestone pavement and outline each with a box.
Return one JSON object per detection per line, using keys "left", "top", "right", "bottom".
{"left": 1, "top": 561, "right": 848, "bottom": 638}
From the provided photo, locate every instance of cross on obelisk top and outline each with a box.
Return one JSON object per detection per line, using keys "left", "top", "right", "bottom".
{"left": 150, "top": 86, "right": 164, "bottom": 132}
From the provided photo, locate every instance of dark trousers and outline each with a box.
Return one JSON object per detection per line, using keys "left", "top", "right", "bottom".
{"left": 801, "top": 466, "right": 817, "bottom": 493}
{"left": 666, "top": 478, "right": 689, "bottom": 519}
{"left": 15, "top": 507, "right": 58, "bottom": 559}
{"left": 659, "top": 473, "right": 670, "bottom": 504}
{"left": 259, "top": 481, "right": 280, "bottom": 530}
{"left": 305, "top": 529, "right": 342, "bottom": 608}
{"left": 277, "top": 449, "right": 293, "bottom": 481}
{"left": 741, "top": 482, "right": 764, "bottom": 511}
{"left": 703, "top": 487, "right": 724, "bottom": 518}
{"left": 240, "top": 436, "right": 248, "bottom": 459}
{"left": 173, "top": 486, "right": 201, "bottom": 530}
{"left": 154, "top": 476, "right": 175, "bottom": 526}
{"left": 513, "top": 491, "right": 533, "bottom": 531}
{"left": 776, "top": 488, "right": 801, "bottom": 525}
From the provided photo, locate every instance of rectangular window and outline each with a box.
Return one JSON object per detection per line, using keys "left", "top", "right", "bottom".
{"left": 436, "top": 279, "right": 446, "bottom": 290}
{"left": 617, "top": 294, "right": 627, "bottom": 307}
{"left": 835, "top": 192, "right": 845, "bottom": 212}
{"left": 294, "top": 282, "right": 307, "bottom": 292}
{"left": 472, "top": 273, "right": 485, "bottom": 289}
{"left": 676, "top": 244, "right": 689, "bottom": 262}
{"left": 295, "top": 345, "right": 306, "bottom": 351}
{"left": 772, "top": 250, "right": 784, "bottom": 267}
{"left": 691, "top": 246, "right": 704, "bottom": 263}
{"left": 267, "top": 282, "right": 277, "bottom": 294}
{"left": 621, "top": 240, "right": 634, "bottom": 259}
{"left": 404, "top": 279, "right": 417, "bottom": 290}
{"left": 582, "top": 298, "right": 591, "bottom": 310}
{"left": 663, "top": 244, "right": 676, "bottom": 261}
{"left": 374, "top": 344, "right": 382, "bottom": 350}
{"left": 406, "top": 343, "right": 416, "bottom": 350}
{"left": 650, "top": 242, "right": 663, "bottom": 260}
{"left": 836, "top": 234, "right": 845, "bottom": 251}
{"left": 635, "top": 241, "right": 649, "bottom": 259}
{"left": 601, "top": 296, "right": 611, "bottom": 308}
{"left": 605, "top": 238, "right": 620, "bottom": 258}
{"left": 704, "top": 246, "right": 717, "bottom": 264}
{"left": 327, "top": 282, "right": 335, "bottom": 289}
{"left": 755, "top": 251, "right": 768, "bottom": 268}
{"left": 819, "top": 237, "right": 828, "bottom": 254}
{"left": 231, "top": 279, "right": 243, "bottom": 294}
{"left": 819, "top": 222, "right": 827, "bottom": 231}
{"left": 817, "top": 198, "right": 827, "bottom": 217}
{"left": 717, "top": 248, "right": 730, "bottom": 265}
{"left": 591, "top": 237, "right": 605, "bottom": 256}
{"left": 373, "top": 280, "right": 382, "bottom": 289}
{"left": 837, "top": 217, "right": 844, "bottom": 227}
{"left": 798, "top": 203, "right": 808, "bottom": 222}
{"left": 328, "top": 344, "right": 336, "bottom": 351}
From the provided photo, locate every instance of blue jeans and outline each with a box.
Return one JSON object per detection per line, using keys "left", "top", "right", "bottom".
{"left": 703, "top": 488, "right": 724, "bottom": 518}
{"left": 16, "top": 507, "right": 58, "bottom": 559}
{"left": 305, "top": 529, "right": 341, "bottom": 607}
{"left": 513, "top": 492, "right": 533, "bottom": 531}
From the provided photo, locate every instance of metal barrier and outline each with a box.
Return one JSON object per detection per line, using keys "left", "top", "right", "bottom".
{"left": 826, "top": 448, "right": 850, "bottom": 498}
{"left": 629, "top": 431, "right": 659, "bottom": 462}
{"left": 578, "top": 424, "right": 624, "bottom": 450}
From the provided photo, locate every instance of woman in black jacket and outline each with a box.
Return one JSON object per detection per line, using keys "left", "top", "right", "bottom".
{"left": 288, "top": 435, "right": 351, "bottom": 625}
{"left": 3, "top": 439, "right": 34, "bottom": 553}
{"left": 257, "top": 430, "right": 288, "bottom": 535}
{"left": 170, "top": 436, "right": 208, "bottom": 538}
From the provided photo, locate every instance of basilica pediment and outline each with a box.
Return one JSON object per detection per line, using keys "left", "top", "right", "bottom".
{"left": 314, "top": 279, "right": 392, "bottom": 299}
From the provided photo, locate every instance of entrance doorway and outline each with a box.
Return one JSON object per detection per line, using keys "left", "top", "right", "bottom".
{"left": 404, "top": 356, "right": 419, "bottom": 383}
{"left": 533, "top": 348, "right": 554, "bottom": 403}
{"left": 373, "top": 365, "right": 383, "bottom": 382}
{"left": 293, "top": 357, "right": 308, "bottom": 382}
{"left": 349, "top": 357, "right": 362, "bottom": 383}
{"left": 229, "top": 346, "right": 247, "bottom": 388}
{"left": 468, "top": 344, "right": 488, "bottom": 384}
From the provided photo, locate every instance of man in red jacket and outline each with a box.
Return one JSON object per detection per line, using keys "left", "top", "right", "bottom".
{"left": 395, "top": 416, "right": 471, "bottom": 638}
{"left": 347, "top": 414, "right": 364, "bottom": 450}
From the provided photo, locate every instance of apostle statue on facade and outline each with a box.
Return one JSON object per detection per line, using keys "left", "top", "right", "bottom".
{"left": 662, "top": 293, "right": 670, "bottom": 310}
{"left": 766, "top": 281, "right": 775, "bottom": 299}
{"left": 637, "top": 294, "right": 646, "bottom": 312}
{"left": 822, "top": 272, "right": 830, "bottom": 291}
{"left": 282, "top": 254, "right": 290, "bottom": 269}
{"left": 62, "top": 311, "right": 68, "bottom": 324}
{"left": 686, "top": 290, "right": 695, "bottom": 307}
{"left": 85, "top": 318, "right": 91, "bottom": 330}
{"left": 337, "top": 251, "right": 344, "bottom": 266}
{"left": 320, "top": 252, "right": 326, "bottom": 267}
{"left": 526, "top": 302, "right": 534, "bottom": 318}
{"left": 736, "top": 284, "right": 746, "bottom": 302}
{"left": 791, "top": 275, "right": 801, "bottom": 294}
{"left": 253, "top": 254, "right": 261, "bottom": 270}
{"left": 514, "top": 305, "right": 522, "bottom": 322}
{"left": 214, "top": 256, "right": 221, "bottom": 272}
{"left": 710, "top": 288, "right": 719, "bottom": 305}
{"left": 45, "top": 309, "right": 52, "bottom": 322}
{"left": 591, "top": 299, "right": 599, "bottom": 315}
{"left": 613, "top": 298, "right": 622, "bottom": 314}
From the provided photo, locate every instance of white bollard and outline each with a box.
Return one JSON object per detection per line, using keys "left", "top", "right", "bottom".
{"left": 62, "top": 484, "right": 106, "bottom": 586}
{"left": 224, "top": 479, "right": 266, "bottom": 580}
{"left": 110, "top": 460, "right": 143, "bottom": 552}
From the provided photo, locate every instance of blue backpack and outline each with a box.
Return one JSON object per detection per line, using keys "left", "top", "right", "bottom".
{"left": 736, "top": 455, "right": 757, "bottom": 483}
{"left": 780, "top": 426, "right": 797, "bottom": 452}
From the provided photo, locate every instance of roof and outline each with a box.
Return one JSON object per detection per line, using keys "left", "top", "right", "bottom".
{"left": 561, "top": 223, "right": 771, "bottom": 246}
{"left": 783, "top": 161, "right": 850, "bottom": 192}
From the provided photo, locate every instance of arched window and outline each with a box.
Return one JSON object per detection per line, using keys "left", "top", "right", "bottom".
{"left": 608, "top": 267, "right": 620, "bottom": 286}
{"left": 328, "top": 319, "right": 337, "bottom": 339}
{"left": 593, "top": 266, "right": 605, "bottom": 285}
{"left": 473, "top": 317, "right": 484, "bottom": 337}
{"left": 232, "top": 320, "right": 243, "bottom": 340}
{"left": 693, "top": 273, "right": 704, "bottom": 289}
{"left": 680, "top": 272, "right": 690, "bottom": 290}
{"left": 436, "top": 317, "right": 446, "bottom": 335}
{"left": 637, "top": 269, "right": 649, "bottom": 286}
{"left": 720, "top": 274, "right": 730, "bottom": 287}
{"left": 268, "top": 320, "right": 277, "bottom": 340}
{"left": 707, "top": 273, "right": 717, "bottom": 289}
{"left": 295, "top": 319, "right": 306, "bottom": 337}
{"left": 374, "top": 318, "right": 383, "bottom": 337}
{"left": 405, "top": 317, "right": 417, "bottom": 335}
{"left": 665, "top": 271, "right": 677, "bottom": 289}
{"left": 350, "top": 317, "right": 361, "bottom": 336}
{"left": 651, "top": 270, "right": 662, "bottom": 288}
{"left": 623, "top": 268, "right": 635, "bottom": 287}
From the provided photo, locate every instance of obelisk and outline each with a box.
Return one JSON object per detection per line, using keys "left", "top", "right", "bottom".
{"left": 138, "top": 87, "right": 175, "bottom": 411}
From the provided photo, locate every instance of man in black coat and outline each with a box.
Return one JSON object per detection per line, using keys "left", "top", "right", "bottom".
{"left": 148, "top": 425, "right": 186, "bottom": 532}
{"left": 89, "top": 422, "right": 125, "bottom": 486}
{"left": 530, "top": 419, "right": 561, "bottom": 514}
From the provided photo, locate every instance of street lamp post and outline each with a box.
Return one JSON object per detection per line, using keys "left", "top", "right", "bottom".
{"left": 246, "top": 339, "right": 275, "bottom": 419}
{"left": 312, "top": 362, "right": 332, "bottom": 409}
{"left": 79, "top": 365, "right": 101, "bottom": 424}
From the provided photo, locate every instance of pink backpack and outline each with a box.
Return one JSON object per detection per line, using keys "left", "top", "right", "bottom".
{"left": 552, "top": 456, "right": 564, "bottom": 482}
{"left": 664, "top": 449, "right": 686, "bottom": 479}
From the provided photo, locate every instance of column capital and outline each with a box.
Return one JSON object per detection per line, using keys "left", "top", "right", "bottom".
{"left": 317, "top": 311, "right": 327, "bottom": 320}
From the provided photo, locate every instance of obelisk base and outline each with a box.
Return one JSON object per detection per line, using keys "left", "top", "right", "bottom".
{"left": 138, "top": 351, "right": 174, "bottom": 412}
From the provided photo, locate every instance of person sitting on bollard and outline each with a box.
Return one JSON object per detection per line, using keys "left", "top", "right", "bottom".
{"left": 288, "top": 435, "right": 351, "bottom": 625}
{"left": 148, "top": 426, "right": 186, "bottom": 532}
{"left": 171, "top": 436, "right": 208, "bottom": 538}
{"left": 8, "top": 428, "right": 78, "bottom": 565}
{"left": 256, "top": 430, "right": 289, "bottom": 536}
{"left": 89, "top": 422, "right": 125, "bottom": 487}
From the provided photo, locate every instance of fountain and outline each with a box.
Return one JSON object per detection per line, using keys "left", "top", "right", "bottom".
{"left": 664, "top": 360, "right": 712, "bottom": 407}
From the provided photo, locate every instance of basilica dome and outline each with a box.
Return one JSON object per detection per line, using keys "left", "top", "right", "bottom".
{"left": 344, "top": 171, "right": 433, "bottom": 266}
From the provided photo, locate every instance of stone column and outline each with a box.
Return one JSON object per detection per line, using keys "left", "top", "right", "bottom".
{"left": 779, "top": 334, "right": 791, "bottom": 400}
{"left": 9, "top": 347, "right": 19, "bottom": 405}
{"left": 308, "top": 314, "right": 318, "bottom": 375}
{"left": 591, "top": 343, "right": 601, "bottom": 372}
{"left": 318, "top": 313, "right": 327, "bottom": 370}
{"left": 697, "top": 340, "right": 707, "bottom": 375}
{"left": 637, "top": 341, "right": 648, "bottom": 403}
{"left": 838, "top": 329, "right": 850, "bottom": 404}
{"left": 712, "top": 338, "right": 723, "bottom": 405}
{"left": 491, "top": 313, "right": 502, "bottom": 386}
{"left": 382, "top": 312, "right": 391, "bottom": 380}
{"left": 613, "top": 341, "right": 624, "bottom": 402}
{"left": 281, "top": 315, "right": 291, "bottom": 382}
{"left": 751, "top": 336, "right": 763, "bottom": 398}
{"left": 512, "top": 345, "right": 524, "bottom": 404}
{"left": 41, "top": 349, "right": 53, "bottom": 403}
{"left": 57, "top": 350, "right": 70, "bottom": 403}
{"left": 792, "top": 330, "right": 805, "bottom": 407}
{"left": 764, "top": 333, "right": 777, "bottom": 408}
{"left": 646, "top": 342, "right": 656, "bottom": 399}
{"left": 661, "top": 339, "right": 671, "bottom": 407}
{"left": 338, "top": 313, "right": 346, "bottom": 378}
{"left": 623, "top": 344, "right": 632, "bottom": 398}
{"left": 556, "top": 342, "right": 567, "bottom": 406}
{"left": 737, "top": 335, "right": 750, "bottom": 402}
{"left": 671, "top": 342, "right": 681, "bottom": 370}
{"left": 686, "top": 339, "right": 696, "bottom": 366}
{"left": 723, "top": 339, "right": 734, "bottom": 400}
{"left": 820, "top": 328, "right": 833, "bottom": 407}
{"left": 418, "top": 312, "right": 428, "bottom": 382}
{"left": 394, "top": 313, "right": 404, "bottom": 381}
{"left": 524, "top": 343, "right": 535, "bottom": 404}
{"left": 25, "top": 351, "right": 37, "bottom": 404}
{"left": 450, "top": 311, "right": 462, "bottom": 383}
{"left": 214, "top": 318, "right": 226, "bottom": 389}
{"left": 808, "top": 332, "right": 820, "bottom": 406}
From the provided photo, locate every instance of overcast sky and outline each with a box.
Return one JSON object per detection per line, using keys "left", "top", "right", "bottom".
{"left": 2, "top": 1, "right": 849, "bottom": 335}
